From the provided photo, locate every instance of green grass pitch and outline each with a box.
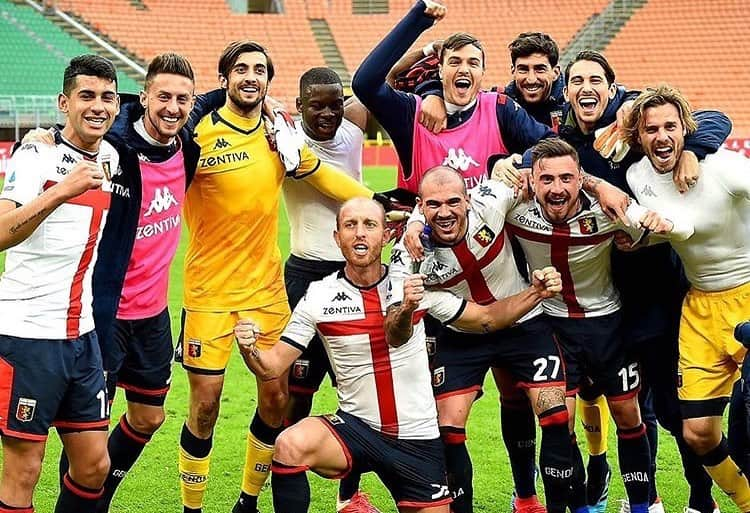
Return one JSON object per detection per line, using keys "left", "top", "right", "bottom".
{"left": 0, "top": 170, "right": 733, "bottom": 512}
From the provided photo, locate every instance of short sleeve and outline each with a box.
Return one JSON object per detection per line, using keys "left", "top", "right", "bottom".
{"left": 424, "top": 288, "right": 466, "bottom": 325}
{"left": 1, "top": 143, "right": 47, "bottom": 206}
{"left": 280, "top": 288, "right": 319, "bottom": 351}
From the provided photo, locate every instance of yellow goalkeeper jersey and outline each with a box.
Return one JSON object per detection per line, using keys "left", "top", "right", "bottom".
{"left": 184, "top": 105, "right": 372, "bottom": 312}
{"left": 184, "top": 106, "right": 321, "bottom": 311}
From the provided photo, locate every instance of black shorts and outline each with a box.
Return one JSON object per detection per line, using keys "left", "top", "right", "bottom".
{"left": 0, "top": 331, "right": 109, "bottom": 441}
{"left": 431, "top": 314, "right": 565, "bottom": 399}
{"left": 284, "top": 255, "right": 344, "bottom": 395}
{"left": 107, "top": 308, "right": 173, "bottom": 406}
{"left": 320, "top": 410, "right": 451, "bottom": 508}
{"left": 549, "top": 311, "right": 640, "bottom": 400}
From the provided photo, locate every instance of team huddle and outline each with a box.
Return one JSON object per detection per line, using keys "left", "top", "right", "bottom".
{"left": 0, "top": 1, "right": 749, "bottom": 513}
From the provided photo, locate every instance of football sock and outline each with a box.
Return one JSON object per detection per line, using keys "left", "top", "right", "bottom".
{"left": 569, "top": 434, "right": 588, "bottom": 510}
{"left": 338, "top": 472, "right": 361, "bottom": 503}
{"left": 179, "top": 423, "right": 212, "bottom": 512}
{"left": 538, "top": 406, "right": 571, "bottom": 513}
{"left": 579, "top": 394, "right": 608, "bottom": 455}
{"left": 0, "top": 500, "right": 34, "bottom": 512}
{"left": 96, "top": 414, "right": 152, "bottom": 512}
{"left": 55, "top": 473, "right": 103, "bottom": 513}
{"left": 500, "top": 401, "right": 537, "bottom": 498}
{"left": 271, "top": 462, "right": 310, "bottom": 513}
{"left": 700, "top": 436, "right": 750, "bottom": 510}
{"left": 676, "top": 437, "right": 715, "bottom": 513}
{"left": 236, "top": 410, "right": 284, "bottom": 513}
{"left": 441, "top": 426, "right": 472, "bottom": 513}
{"left": 617, "top": 424, "right": 651, "bottom": 507}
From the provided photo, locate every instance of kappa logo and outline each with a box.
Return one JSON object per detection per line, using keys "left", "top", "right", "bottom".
{"left": 292, "top": 359, "right": 310, "bottom": 379}
{"left": 640, "top": 184, "right": 657, "bottom": 198}
{"left": 578, "top": 217, "right": 599, "bottom": 235}
{"left": 443, "top": 148, "right": 479, "bottom": 172}
{"left": 390, "top": 248, "right": 405, "bottom": 266}
{"left": 61, "top": 153, "right": 76, "bottom": 164}
{"left": 332, "top": 291, "right": 351, "bottom": 302}
{"left": 144, "top": 187, "right": 179, "bottom": 217}
{"left": 213, "top": 137, "right": 231, "bottom": 150}
{"left": 16, "top": 397, "right": 36, "bottom": 422}
{"left": 473, "top": 225, "right": 495, "bottom": 247}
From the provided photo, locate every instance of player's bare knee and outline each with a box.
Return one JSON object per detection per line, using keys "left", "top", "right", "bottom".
{"left": 259, "top": 386, "right": 290, "bottom": 420}
{"left": 273, "top": 427, "right": 310, "bottom": 466}
{"left": 129, "top": 407, "right": 166, "bottom": 434}
{"left": 192, "top": 398, "right": 220, "bottom": 436}
{"left": 682, "top": 421, "right": 720, "bottom": 455}
{"left": 607, "top": 397, "right": 641, "bottom": 429}
{"left": 71, "top": 450, "right": 110, "bottom": 488}
{"left": 8, "top": 456, "right": 44, "bottom": 490}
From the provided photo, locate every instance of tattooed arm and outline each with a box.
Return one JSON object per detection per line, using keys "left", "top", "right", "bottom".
{"left": 0, "top": 160, "right": 104, "bottom": 251}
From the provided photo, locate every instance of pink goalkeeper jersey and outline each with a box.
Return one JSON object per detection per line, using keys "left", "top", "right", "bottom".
{"left": 399, "top": 91, "right": 508, "bottom": 192}
{"left": 117, "top": 147, "right": 185, "bottom": 320}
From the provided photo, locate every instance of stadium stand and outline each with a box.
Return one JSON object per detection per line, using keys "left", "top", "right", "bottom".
{"left": 604, "top": 0, "right": 749, "bottom": 137}
{"left": 0, "top": 0, "right": 748, "bottom": 138}
{"left": 0, "top": 0, "right": 140, "bottom": 94}
{"left": 53, "top": 0, "right": 326, "bottom": 104}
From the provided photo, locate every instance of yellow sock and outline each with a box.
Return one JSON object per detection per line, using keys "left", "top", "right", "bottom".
{"left": 241, "top": 429, "right": 275, "bottom": 496}
{"left": 179, "top": 446, "right": 211, "bottom": 510}
{"left": 578, "top": 394, "right": 609, "bottom": 456}
{"left": 704, "top": 455, "right": 750, "bottom": 510}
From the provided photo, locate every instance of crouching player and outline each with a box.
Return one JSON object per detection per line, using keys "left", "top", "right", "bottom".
{"left": 233, "top": 197, "right": 561, "bottom": 512}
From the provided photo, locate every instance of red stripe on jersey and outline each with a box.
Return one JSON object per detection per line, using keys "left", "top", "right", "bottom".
{"left": 507, "top": 224, "right": 614, "bottom": 318}
{"left": 317, "top": 288, "right": 399, "bottom": 436}
{"left": 44, "top": 181, "right": 111, "bottom": 338}
{"left": 550, "top": 224, "right": 585, "bottom": 317}
{"left": 0, "top": 356, "right": 13, "bottom": 436}
{"left": 442, "top": 233, "right": 505, "bottom": 305}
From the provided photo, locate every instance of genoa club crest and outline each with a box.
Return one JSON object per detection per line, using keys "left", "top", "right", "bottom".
{"left": 292, "top": 360, "right": 310, "bottom": 380}
{"left": 578, "top": 217, "right": 598, "bottom": 234}
{"left": 473, "top": 225, "right": 495, "bottom": 247}
{"left": 16, "top": 397, "right": 36, "bottom": 422}
{"left": 426, "top": 337, "right": 437, "bottom": 356}
{"left": 187, "top": 339, "right": 202, "bottom": 358}
{"left": 432, "top": 366, "right": 445, "bottom": 388}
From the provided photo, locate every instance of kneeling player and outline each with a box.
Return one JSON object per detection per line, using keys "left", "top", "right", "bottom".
{"left": 233, "top": 197, "right": 561, "bottom": 513}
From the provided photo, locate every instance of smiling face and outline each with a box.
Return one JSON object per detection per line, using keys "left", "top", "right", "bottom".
{"left": 531, "top": 155, "right": 583, "bottom": 224}
{"left": 222, "top": 51, "right": 269, "bottom": 117}
{"left": 58, "top": 74, "right": 119, "bottom": 151}
{"left": 140, "top": 72, "right": 194, "bottom": 143}
{"left": 638, "top": 103, "right": 686, "bottom": 174}
{"left": 512, "top": 52, "right": 559, "bottom": 105}
{"left": 565, "top": 59, "right": 616, "bottom": 133}
{"left": 334, "top": 198, "right": 388, "bottom": 270}
{"left": 440, "top": 44, "right": 485, "bottom": 106}
{"left": 297, "top": 83, "right": 344, "bottom": 141}
{"left": 418, "top": 169, "right": 470, "bottom": 245}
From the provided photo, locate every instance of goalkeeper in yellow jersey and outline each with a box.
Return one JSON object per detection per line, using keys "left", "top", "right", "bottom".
{"left": 175, "top": 40, "right": 404, "bottom": 513}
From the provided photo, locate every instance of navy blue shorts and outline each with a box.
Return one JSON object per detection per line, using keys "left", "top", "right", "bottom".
{"left": 549, "top": 311, "right": 640, "bottom": 400}
{"left": 107, "top": 308, "right": 173, "bottom": 406}
{"left": 431, "top": 314, "right": 565, "bottom": 399}
{"left": 320, "top": 410, "right": 451, "bottom": 508}
{"left": 284, "top": 255, "right": 343, "bottom": 395}
{"left": 0, "top": 331, "right": 109, "bottom": 441}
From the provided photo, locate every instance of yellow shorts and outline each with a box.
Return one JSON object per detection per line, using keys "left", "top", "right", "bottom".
{"left": 178, "top": 302, "right": 292, "bottom": 374}
{"left": 678, "top": 282, "right": 750, "bottom": 418}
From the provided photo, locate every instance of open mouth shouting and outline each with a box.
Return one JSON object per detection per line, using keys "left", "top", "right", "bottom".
{"left": 577, "top": 96, "right": 599, "bottom": 116}
{"left": 352, "top": 242, "right": 369, "bottom": 256}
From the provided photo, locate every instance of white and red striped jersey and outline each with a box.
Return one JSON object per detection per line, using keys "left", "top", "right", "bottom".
{"left": 505, "top": 190, "right": 682, "bottom": 318}
{"left": 393, "top": 180, "right": 542, "bottom": 326}
{"left": 0, "top": 137, "right": 119, "bottom": 339}
{"left": 281, "top": 269, "right": 465, "bottom": 439}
